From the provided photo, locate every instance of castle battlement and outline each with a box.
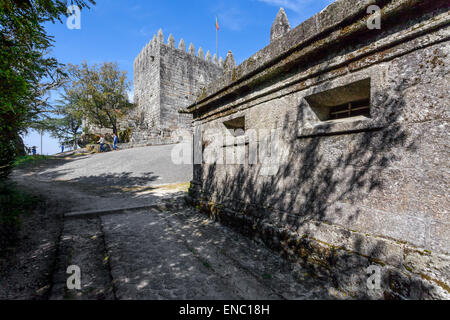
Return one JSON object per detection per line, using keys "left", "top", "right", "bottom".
{"left": 131, "top": 28, "right": 225, "bottom": 144}
{"left": 134, "top": 29, "right": 224, "bottom": 73}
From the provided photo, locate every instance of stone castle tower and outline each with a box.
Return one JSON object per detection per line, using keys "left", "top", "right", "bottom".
{"left": 131, "top": 29, "right": 224, "bottom": 144}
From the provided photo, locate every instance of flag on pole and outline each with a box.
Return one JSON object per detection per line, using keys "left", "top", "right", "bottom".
{"left": 216, "top": 16, "right": 219, "bottom": 57}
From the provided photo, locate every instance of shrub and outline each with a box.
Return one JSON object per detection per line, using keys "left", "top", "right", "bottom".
{"left": 118, "top": 128, "right": 132, "bottom": 143}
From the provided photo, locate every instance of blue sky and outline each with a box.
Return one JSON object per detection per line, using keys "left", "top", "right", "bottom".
{"left": 24, "top": 0, "right": 335, "bottom": 155}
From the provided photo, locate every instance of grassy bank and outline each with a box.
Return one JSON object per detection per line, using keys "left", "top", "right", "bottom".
{"left": 13, "top": 155, "right": 55, "bottom": 169}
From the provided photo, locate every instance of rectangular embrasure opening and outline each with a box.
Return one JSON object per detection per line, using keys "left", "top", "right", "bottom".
{"left": 305, "top": 78, "right": 371, "bottom": 122}
{"left": 223, "top": 116, "right": 245, "bottom": 137}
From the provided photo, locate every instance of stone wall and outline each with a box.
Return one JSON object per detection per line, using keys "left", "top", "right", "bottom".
{"left": 131, "top": 30, "right": 223, "bottom": 144}
{"left": 133, "top": 37, "right": 161, "bottom": 130}
{"left": 186, "top": 0, "right": 450, "bottom": 299}
{"left": 159, "top": 44, "right": 224, "bottom": 131}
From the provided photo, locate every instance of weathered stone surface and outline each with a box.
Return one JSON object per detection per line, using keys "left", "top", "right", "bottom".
{"left": 101, "top": 206, "right": 338, "bottom": 299}
{"left": 187, "top": 0, "right": 449, "bottom": 111}
{"left": 223, "top": 51, "right": 236, "bottom": 73}
{"left": 197, "top": 47, "right": 204, "bottom": 60}
{"left": 157, "top": 28, "right": 164, "bottom": 43}
{"left": 270, "top": 8, "right": 290, "bottom": 43}
{"left": 167, "top": 34, "right": 175, "bottom": 48}
{"left": 188, "top": 42, "right": 195, "bottom": 55}
{"left": 185, "top": 0, "right": 450, "bottom": 299}
{"left": 178, "top": 38, "right": 186, "bottom": 51}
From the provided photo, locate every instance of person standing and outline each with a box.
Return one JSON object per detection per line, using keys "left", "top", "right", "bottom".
{"left": 61, "top": 144, "right": 64, "bottom": 153}
{"left": 113, "top": 133, "right": 119, "bottom": 151}
{"left": 98, "top": 135, "right": 105, "bottom": 153}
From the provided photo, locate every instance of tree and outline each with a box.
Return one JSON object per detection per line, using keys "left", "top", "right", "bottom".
{"left": 0, "top": 0, "right": 95, "bottom": 178}
{"left": 43, "top": 87, "right": 83, "bottom": 150}
{"left": 71, "top": 62, "right": 133, "bottom": 135}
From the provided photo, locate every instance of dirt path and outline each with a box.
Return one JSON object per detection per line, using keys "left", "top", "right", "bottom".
{"left": 1, "top": 153, "right": 343, "bottom": 300}
{"left": 0, "top": 152, "right": 189, "bottom": 300}
{"left": 11, "top": 175, "right": 338, "bottom": 300}
{"left": 2, "top": 163, "right": 188, "bottom": 300}
{"left": 0, "top": 182, "right": 65, "bottom": 300}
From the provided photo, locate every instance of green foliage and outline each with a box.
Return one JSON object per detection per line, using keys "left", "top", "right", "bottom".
{"left": 78, "top": 132, "right": 100, "bottom": 147}
{"left": 42, "top": 85, "right": 84, "bottom": 149}
{"left": 69, "top": 62, "right": 133, "bottom": 135}
{"left": 0, "top": 180, "right": 43, "bottom": 255}
{"left": 13, "top": 155, "right": 54, "bottom": 169}
{"left": 118, "top": 128, "right": 132, "bottom": 143}
{"left": 0, "top": 0, "right": 95, "bottom": 179}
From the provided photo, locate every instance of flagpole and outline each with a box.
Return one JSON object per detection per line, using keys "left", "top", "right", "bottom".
{"left": 216, "top": 18, "right": 218, "bottom": 57}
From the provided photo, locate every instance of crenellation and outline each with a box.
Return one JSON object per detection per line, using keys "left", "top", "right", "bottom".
{"left": 197, "top": 47, "right": 204, "bottom": 60}
{"left": 270, "top": 7, "right": 290, "bottom": 43}
{"left": 132, "top": 29, "right": 224, "bottom": 144}
{"left": 223, "top": 51, "right": 236, "bottom": 73}
{"left": 168, "top": 34, "right": 175, "bottom": 48}
{"left": 178, "top": 38, "right": 186, "bottom": 52}
{"left": 188, "top": 43, "right": 195, "bottom": 55}
{"left": 136, "top": 31, "right": 220, "bottom": 71}
{"left": 157, "top": 28, "right": 164, "bottom": 43}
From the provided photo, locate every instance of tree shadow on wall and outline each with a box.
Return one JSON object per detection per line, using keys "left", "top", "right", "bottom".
{"left": 198, "top": 78, "right": 440, "bottom": 299}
